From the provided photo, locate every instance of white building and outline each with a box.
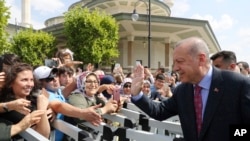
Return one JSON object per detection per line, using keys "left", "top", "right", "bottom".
{"left": 9, "top": 0, "right": 221, "bottom": 72}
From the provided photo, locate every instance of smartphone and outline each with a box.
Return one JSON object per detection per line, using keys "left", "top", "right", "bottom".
{"left": 114, "top": 63, "right": 120, "bottom": 69}
{"left": 136, "top": 60, "right": 141, "bottom": 66}
{"left": 113, "top": 63, "right": 120, "bottom": 73}
{"left": 165, "top": 72, "right": 171, "bottom": 77}
{"left": 113, "top": 86, "right": 120, "bottom": 102}
{"left": 45, "top": 59, "right": 58, "bottom": 68}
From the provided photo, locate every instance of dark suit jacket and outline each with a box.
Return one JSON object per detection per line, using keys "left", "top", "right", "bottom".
{"left": 150, "top": 91, "right": 163, "bottom": 101}
{"left": 132, "top": 67, "right": 250, "bottom": 141}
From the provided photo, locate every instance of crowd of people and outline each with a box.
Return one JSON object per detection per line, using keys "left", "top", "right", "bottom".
{"left": 0, "top": 36, "right": 250, "bottom": 141}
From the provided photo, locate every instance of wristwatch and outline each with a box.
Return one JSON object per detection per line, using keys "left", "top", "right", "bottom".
{"left": 3, "top": 103, "right": 9, "bottom": 112}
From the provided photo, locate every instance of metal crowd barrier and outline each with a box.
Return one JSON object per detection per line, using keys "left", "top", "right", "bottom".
{"left": 115, "top": 127, "right": 174, "bottom": 141}
{"left": 52, "top": 119, "right": 94, "bottom": 141}
{"left": 18, "top": 103, "right": 183, "bottom": 141}
{"left": 139, "top": 117, "right": 183, "bottom": 137}
{"left": 80, "top": 122, "right": 115, "bottom": 141}
{"left": 81, "top": 120, "right": 174, "bottom": 141}
{"left": 102, "top": 113, "right": 135, "bottom": 128}
{"left": 19, "top": 128, "right": 50, "bottom": 141}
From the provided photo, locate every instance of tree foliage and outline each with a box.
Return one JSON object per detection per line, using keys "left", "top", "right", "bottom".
{"left": 64, "top": 6, "right": 119, "bottom": 65}
{"left": 0, "top": 0, "right": 11, "bottom": 54}
{"left": 10, "top": 28, "right": 56, "bottom": 66}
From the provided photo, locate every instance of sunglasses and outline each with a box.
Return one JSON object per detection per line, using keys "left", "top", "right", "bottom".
{"left": 85, "top": 80, "right": 99, "bottom": 84}
{"left": 45, "top": 77, "right": 55, "bottom": 82}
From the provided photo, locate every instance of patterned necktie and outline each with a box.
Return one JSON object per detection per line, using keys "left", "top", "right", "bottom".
{"left": 194, "top": 85, "right": 202, "bottom": 135}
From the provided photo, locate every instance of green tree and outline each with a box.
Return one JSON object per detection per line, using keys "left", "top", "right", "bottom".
{"left": 10, "top": 28, "right": 56, "bottom": 66}
{"left": 64, "top": 6, "right": 119, "bottom": 66}
{"left": 0, "top": 0, "right": 11, "bottom": 54}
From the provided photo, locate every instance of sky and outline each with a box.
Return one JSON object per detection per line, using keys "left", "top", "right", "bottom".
{"left": 6, "top": 0, "right": 250, "bottom": 65}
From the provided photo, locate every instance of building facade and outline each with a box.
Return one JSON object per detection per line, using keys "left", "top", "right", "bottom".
{"left": 9, "top": 0, "right": 221, "bottom": 72}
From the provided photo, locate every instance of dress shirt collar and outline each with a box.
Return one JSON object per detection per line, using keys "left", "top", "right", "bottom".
{"left": 196, "top": 66, "right": 213, "bottom": 90}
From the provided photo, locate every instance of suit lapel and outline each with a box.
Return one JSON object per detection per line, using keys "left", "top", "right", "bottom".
{"left": 199, "top": 68, "right": 224, "bottom": 140}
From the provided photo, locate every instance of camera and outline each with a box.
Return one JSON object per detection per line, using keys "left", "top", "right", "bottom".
{"left": 45, "top": 59, "right": 58, "bottom": 68}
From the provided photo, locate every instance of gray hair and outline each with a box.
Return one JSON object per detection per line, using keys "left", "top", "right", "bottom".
{"left": 175, "top": 37, "right": 210, "bottom": 63}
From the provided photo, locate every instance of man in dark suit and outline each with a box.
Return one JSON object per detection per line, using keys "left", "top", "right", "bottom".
{"left": 131, "top": 37, "right": 250, "bottom": 141}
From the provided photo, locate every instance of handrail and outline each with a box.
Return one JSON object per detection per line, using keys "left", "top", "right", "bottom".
{"left": 52, "top": 119, "right": 93, "bottom": 141}
{"left": 19, "top": 128, "right": 50, "bottom": 141}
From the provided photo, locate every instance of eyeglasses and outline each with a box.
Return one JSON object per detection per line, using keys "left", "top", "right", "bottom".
{"left": 156, "top": 79, "right": 165, "bottom": 83}
{"left": 85, "top": 80, "right": 98, "bottom": 84}
{"left": 124, "top": 84, "right": 131, "bottom": 88}
{"left": 143, "top": 85, "right": 150, "bottom": 88}
{"left": 45, "top": 78, "right": 55, "bottom": 82}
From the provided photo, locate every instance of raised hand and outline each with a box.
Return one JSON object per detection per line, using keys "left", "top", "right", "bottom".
{"left": 144, "top": 67, "right": 151, "bottom": 76}
{"left": 131, "top": 64, "right": 144, "bottom": 96}
{"left": 105, "top": 84, "right": 116, "bottom": 94}
{"left": 101, "top": 99, "right": 118, "bottom": 114}
{"left": 86, "top": 63, "right": 94, "bottom": 72}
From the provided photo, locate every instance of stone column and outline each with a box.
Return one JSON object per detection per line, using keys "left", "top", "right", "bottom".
{"left": 20, "top": 0, "right": 31, "bottom": 27}
{"left": 128, "top": 41, "right": 132, "bottom": 66}
{"left": 127, "top": 36, "right": 134, "bottom": 66}
{"left": 165, "top": 38, "right": 170, "bottom": 67}
{"left": 126, "top": 36, "right": 134, "bottom": 72}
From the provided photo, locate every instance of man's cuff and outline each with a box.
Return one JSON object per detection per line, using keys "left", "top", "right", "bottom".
{"left": 131, "top": 92, "right": 143, "bottom": 101}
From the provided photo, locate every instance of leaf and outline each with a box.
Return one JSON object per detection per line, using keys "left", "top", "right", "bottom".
{"left": 64, "top": 6, "right": 119, "bottom": 66}
{"left": 10, "top": 28, "right": 55, "bottom": 66}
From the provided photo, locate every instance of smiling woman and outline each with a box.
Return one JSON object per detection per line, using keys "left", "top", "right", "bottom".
{"left": 0, "top": 63, "right": 50, "bottom": 139}
{"left": 68, "top": 72, "right": 118, "bottom": 116}
{"left": 67, "top": 72, "right": 119, "bottom": 134}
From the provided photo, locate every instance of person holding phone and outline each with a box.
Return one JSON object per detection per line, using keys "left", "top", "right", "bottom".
{"left": 34, "top": 66, "right": 103, "bottom": 141}
{"left": 55, "top": 48, "right": 83, "bottom": 68}
{"left": 0, "top": 63, "right": 50, "bottom": 139}
{"left": 68, "top": 72, "right": 119, "bottom": 123}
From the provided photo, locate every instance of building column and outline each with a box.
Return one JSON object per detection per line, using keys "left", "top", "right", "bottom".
{"left": 165, "top": 38, "right": 171, "bottom": 68}
{"left": 128, "top": 41, "right": 132, "bottom": 66}
{"left": 165, "top": 42, "right": 170, "bottom": 67}
{"left": 20, "top": 0, "right": 31, "bottom": 27}
{"left": 127, "top": 36, "right": 134, "bottom": 66}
